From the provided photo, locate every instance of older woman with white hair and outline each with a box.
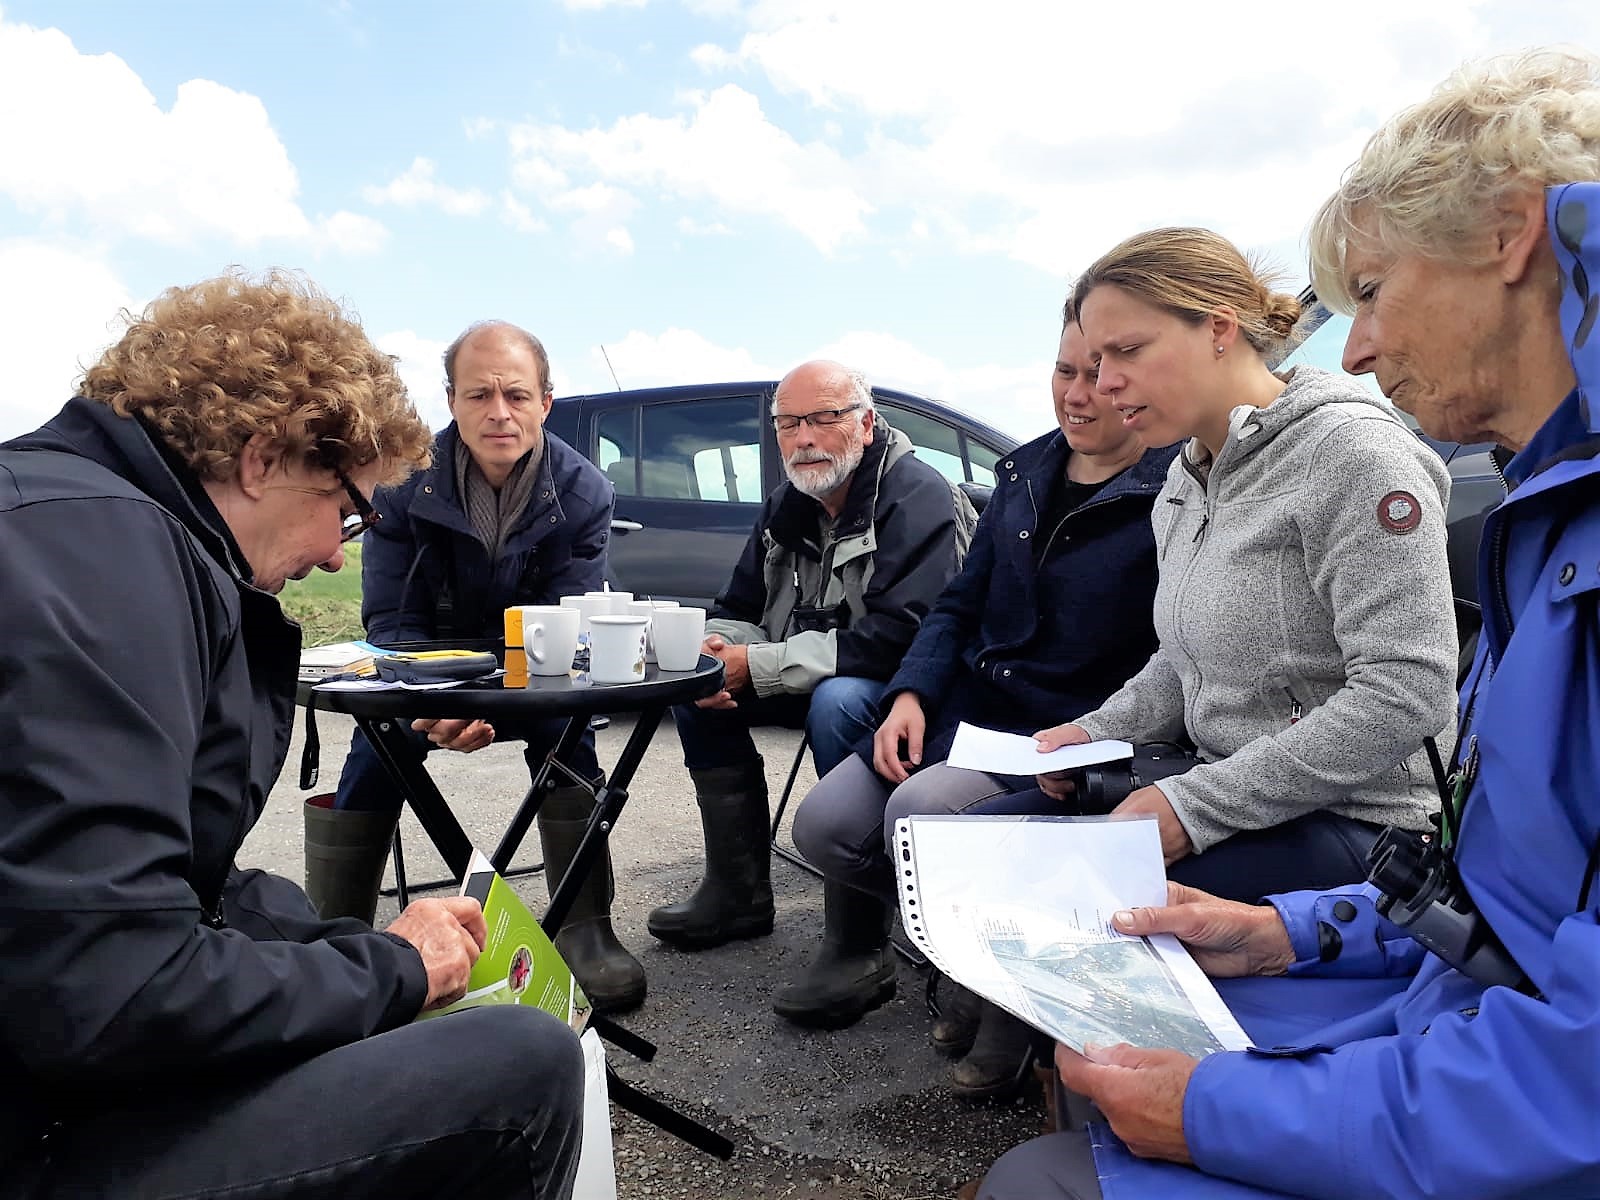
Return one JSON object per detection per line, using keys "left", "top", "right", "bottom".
{"left": 977, "top": 46, "right": 1600, "bottom": 1200}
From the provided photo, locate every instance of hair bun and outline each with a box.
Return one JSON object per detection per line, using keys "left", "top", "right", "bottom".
{"left": 1262, "top": 291, "right": 1303, "bottom": 338}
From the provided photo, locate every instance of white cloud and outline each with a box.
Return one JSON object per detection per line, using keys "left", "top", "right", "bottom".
{"left": 363, "top": 157, "right": 491, "bottom": 217}
{"left": 500, "top": 191, "right": 549, "bottom": 234}
{"left": 0, "top": 240, "right": 139, "bottom": 441}
{"left": 377, "top": 330, "right": 451, "bottom": 431}
{"left": 812, "top": 330, "right": 1053, "bottom": 442}
{"left": 507, "top": 84, "right": 870, "bottom": 253}
{"left": 310, "top": 211, "right": 390, "bottom": 256}
{"left": 0, "top": 15, "right": 382, "bottom": 254}
{"left": 586, "top": 328, "right": 771, "bottom": 391}
{"left": 621, "top": 0, "right": 1600, "bottom": 276}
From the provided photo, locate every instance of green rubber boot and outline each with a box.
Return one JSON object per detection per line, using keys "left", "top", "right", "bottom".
{"left": 302, "top": 794, "right": 399, "bottom": 925}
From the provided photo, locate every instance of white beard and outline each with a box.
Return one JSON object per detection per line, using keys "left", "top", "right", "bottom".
{"left": 784, "top": 437, "right": 865, "bottom": 499}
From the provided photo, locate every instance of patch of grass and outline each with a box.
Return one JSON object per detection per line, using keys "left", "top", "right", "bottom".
{"left": 279, "top": 541, "right": 365, "bottom": 645}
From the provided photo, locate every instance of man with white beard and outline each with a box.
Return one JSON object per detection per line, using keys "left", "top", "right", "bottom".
{"left": 647, "top": 360, "right": 978, "bottom": 952}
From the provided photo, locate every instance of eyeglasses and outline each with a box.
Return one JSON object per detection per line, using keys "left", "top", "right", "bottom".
{"left": 771, "top": 404, "right": 863, "bottom": 434}
{"left": 335, "top": 471, "right": 381, "bottom": 542}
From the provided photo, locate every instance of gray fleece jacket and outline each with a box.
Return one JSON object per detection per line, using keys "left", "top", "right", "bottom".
{"left": 1074, "top": 366, "right": 1457, "bottom": 853}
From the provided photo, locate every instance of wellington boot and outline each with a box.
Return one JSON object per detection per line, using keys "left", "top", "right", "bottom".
{"left": 647, "top": 760, "right": 774, "bottom": 950}
{"left": 302, "top": 794, "right": 398, "bottom": 925}
{"left": 930, "top": 974, "right": 983, "bottom": 1057}
{"left": 950, "top": 1002, "right": 1039, "bottom": 1101}
{"left": 772, "top": 881, "right": 896, "bottom": 1029}
{"left": 537, "top": 784, "right": 647, "bottom": 1014}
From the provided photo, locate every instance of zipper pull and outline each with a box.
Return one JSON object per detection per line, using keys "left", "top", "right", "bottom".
{"left": 1283, "top": 688, "right": 1303, "bottom": 725}
{"left": 1192, "top": 511, "right": 1210, "bottom": 543}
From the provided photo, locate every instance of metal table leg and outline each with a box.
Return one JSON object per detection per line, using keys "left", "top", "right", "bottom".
{"left": 358, "top": 715, "right": 475, "bottom": 883}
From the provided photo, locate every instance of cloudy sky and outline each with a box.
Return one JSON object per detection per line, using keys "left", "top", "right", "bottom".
{"left": 1, "top": 1, "right": 1594, "bottom": 442}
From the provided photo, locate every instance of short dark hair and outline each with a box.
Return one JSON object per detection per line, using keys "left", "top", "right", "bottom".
{"left": 442, "top": 321, "right": 553, "bottom": 397}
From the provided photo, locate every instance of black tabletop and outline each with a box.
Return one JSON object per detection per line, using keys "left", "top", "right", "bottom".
{"left": 297, "top": 642, "right": 724, "bottom": 720}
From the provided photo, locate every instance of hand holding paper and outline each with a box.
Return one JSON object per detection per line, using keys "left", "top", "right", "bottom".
{"left": 945, "top": 721, "right": 1133, "bottom": 777}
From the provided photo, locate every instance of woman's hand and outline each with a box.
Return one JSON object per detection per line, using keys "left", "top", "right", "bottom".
{"left": 1113, "top": 784, "right": 1195, "bottom": 865}
{"left": 1112, "top": 881, "right": 1294, "bottom": 978}
{"left": 1055, "top": 1042, "right": 1198, "bottom": 1164}
{"left": 1032, "top": 722, "right": 1089, "bottom": 800}
{"left": 873, "top": 692, "right": 927, "bottom": 783}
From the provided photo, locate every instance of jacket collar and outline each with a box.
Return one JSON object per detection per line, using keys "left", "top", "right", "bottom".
{"left": 410, "top": 422, "right": 566, "bottom": 535}
{"left": 1500, "top": 183, "right": 1600, "bottom": 489}
{"left": 767, "top": 423, "right": 902, "bottom": 554}
{"left": 1014, "top": 428, "right": 1176, "bottom": 510}
{"left": 6, "top": 397, "right": 253, "bottom": 585}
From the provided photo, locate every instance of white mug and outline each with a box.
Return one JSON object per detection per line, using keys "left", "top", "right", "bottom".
{"left": 626, "top": 599, "right": 679, "bottom": 663}
{"left": 588, "top": 615, "right": 649, "bottom": 683}
{"left": 651, "top": 606, "right": 707, "bottom": 672}
{"left": 563, "top": 593, "right": 612, "bottom": 640}
{"left": 519, "top": 605, "right": 581, "bottom": 676}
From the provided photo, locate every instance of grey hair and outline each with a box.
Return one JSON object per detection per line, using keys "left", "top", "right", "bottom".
{"left": 1309, "top": 47, "right": 1600, "bottom": 313}
{"left": 442, "top": 320, "right": 553, "bottom": 396}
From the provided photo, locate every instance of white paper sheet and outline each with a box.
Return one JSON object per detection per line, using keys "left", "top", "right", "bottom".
{"left": 312, "top": 677, "right": 472, "bottom": 692}
{"left": 896, "top": 814, "right": 1250, "bottom": 1056}
{"left": 945, "top": 721, "right": 1133, "bottom": 776}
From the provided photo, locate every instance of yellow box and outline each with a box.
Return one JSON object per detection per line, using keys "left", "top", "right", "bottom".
{"left": 503, "top": 671, "right": 529, "bottom": 689}
{"left": 504, "top": 648, "right": 528, "bottom": 675}
{"left": 503, "top": 607, "right": 525, "bottom": 648}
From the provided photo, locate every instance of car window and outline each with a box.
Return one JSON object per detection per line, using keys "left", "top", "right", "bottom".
{"left": 640, "top": 397, "right": 762, "bottom": 502}
{"left": 596, "top": 407, "right": 638, "bottom": 495}
{"left": 879, "top": 401, "right": 994, "bottom": 486}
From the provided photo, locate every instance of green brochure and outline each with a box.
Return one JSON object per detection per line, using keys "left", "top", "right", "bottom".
{"left": 420, "top": 849, "right": 591, "bottom": 1032}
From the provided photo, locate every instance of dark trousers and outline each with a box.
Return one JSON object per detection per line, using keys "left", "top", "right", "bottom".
{"left": 334, "top": 718, "right": 601, "bottom": 811}
{"left": 6, "top": 1007, "right": 584, "bottom": 1199}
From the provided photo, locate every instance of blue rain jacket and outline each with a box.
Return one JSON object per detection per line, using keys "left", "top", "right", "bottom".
{"left": 1086, "top": 183, "right": 1600, "bottom": 1199}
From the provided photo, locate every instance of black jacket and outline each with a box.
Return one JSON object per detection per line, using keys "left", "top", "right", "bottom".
{"left": 0, "top": 400, "right": 427, "bottom": 1172}
{"left": 360, "top": 423, "right": 613, "bottom": 643}
{"left": 705, "top": 424, "right": 977, "bottom": 695}
{"left": 883, "top": 430, "right": 1179, "bottom": 766}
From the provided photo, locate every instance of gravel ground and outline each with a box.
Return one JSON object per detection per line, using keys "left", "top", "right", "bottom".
{"left": 244, "top": 711, "right": 1051, "bottom": 1199}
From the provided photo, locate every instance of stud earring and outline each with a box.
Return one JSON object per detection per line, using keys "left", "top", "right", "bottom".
{"left": 1215, "top": 345, "right": 1224, "bottom": 355}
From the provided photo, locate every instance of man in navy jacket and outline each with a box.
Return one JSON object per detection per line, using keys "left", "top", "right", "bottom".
{"left": 310, "top": 320, "right": 646, "bottom": 1013}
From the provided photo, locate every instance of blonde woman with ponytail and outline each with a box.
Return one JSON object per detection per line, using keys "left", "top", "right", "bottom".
{"left": 1031, "top": 226, "right": 1459, "bottom": 894}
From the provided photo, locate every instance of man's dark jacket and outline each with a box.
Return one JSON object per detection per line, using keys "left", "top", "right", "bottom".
{"left": 0, "top": 400, "right": 427, "bottom": 1173}
{"left": 360, "top": 422, "right": 612, "bottom": 643}
{"left": 882, "top": 430, "right": 1180, "bottom": 767}
{"left": 707, "top": 424, "right": 975, "bottom": 695}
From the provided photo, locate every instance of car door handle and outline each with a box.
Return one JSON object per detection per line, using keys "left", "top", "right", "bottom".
{"left": 611, "top": 519, "right": 644, "bottom": 533}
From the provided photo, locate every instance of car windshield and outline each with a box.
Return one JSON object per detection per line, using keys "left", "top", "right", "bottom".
{"left": 1277, "top": 303, "right": 1423, "bottom": 433}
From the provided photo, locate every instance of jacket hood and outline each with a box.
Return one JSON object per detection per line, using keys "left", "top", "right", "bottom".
{"left": 1550, "top": 181, "right": 1600, "bottom": 434}
{"left": 5, "top": 397, "right": 252, "bottom": 583}
{"left": 1194, "top": 365, "right": 1410, "bottom": 470}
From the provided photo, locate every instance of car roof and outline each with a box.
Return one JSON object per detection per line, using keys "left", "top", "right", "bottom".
{"left": 553, "top": 380, "right": 1018, "bottom": 451}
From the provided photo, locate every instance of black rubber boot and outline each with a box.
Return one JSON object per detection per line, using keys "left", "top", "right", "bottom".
{"left": 646, "top": 760, "right": 774, "bottom": 950}
{"left": 930, "top": 974, "right": 984, "bottom": 1057}
{"left": 302, "top": 794, "right": 398, "bottom": 925}
{"left": 537, "top": 784, "right": 648, "bottom": 1014}
{"left": 771, "top": 881, "right": 897, "bottom": 1029}
{"left": 950, "top": 1001, "right": 1040, "bottom": 1101}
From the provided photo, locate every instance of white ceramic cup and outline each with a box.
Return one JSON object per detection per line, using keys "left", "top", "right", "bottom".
{"left": 626, "top": 599, "right": 679, "bottom": 663}
{"left": 584, "top": 588, "right": 634, "bottom": 617}
{"left": 564, "top": 593, "right": 613, "bottom": 640}
{"left": 587, "top": 615, "right": 649, "bottom": 683}
{"left": 651, "top": 606, "right": 707, "bottom": 672}
{"left": 519, "top": 605, "right": 581, "bottom": 676}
